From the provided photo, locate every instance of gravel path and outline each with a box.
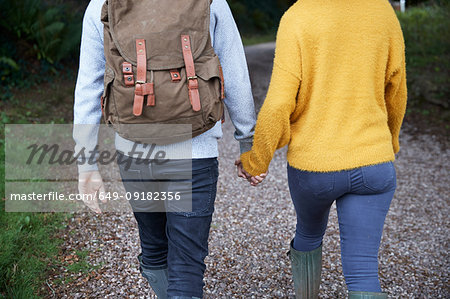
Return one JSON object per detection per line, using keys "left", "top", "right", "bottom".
{"left": 48, "top": 43, "right": 449, "bottom": 298}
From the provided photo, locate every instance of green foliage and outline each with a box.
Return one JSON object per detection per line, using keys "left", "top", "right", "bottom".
{"left": 242, "top": 33, "right": 277, "bottom": 46}
{"left": 0, "top": 58, "right": 19, "bottom": 72}
{"left": 0, "top": 201, "right": 66, "bottom": 298}
{"left": 0, "top": 131, "right": 66, "bottom": 298}
{"left": 397, "top": 1, "right": 450, "bottom": 108}
{"left": 228, "top": 0, "right": 296, "bottom": 35}
{"left": 407, "top": 0, "right": 434, "bottom": 5}
{"left": 0, "top": 0, "right": 82, "bottom": 99}
{"left": 65, "top": 250, "right": 101, "bottom": 274}
{"left": 0, "top": 129, "right": 4, "bottom": 201}
{"left": 0, "top": 129, "right": 59, "bottom": 298}
{"left": 0, "top": 110, "right": 66, "bottom": 299}
{"left": 397, "top": 2, "right": 450, "bottom": 66}
{"left": 0, "top": 0, "right": 82, "bottom": 64}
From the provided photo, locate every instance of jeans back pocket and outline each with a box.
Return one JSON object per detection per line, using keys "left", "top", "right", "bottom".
{"left": 361, "top": 162, "right": 396, "bottom": 193}
{"left": 289, "top": 166, "right": 335, "bottom": 198}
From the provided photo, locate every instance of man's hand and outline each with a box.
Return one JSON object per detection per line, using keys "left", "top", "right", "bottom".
{"left": 235, "top": 159, "right": 251, "bottom": 180}
{"left": 78, "top": 170, "right": 106, "bottom": 214}
{"left": 235, "top": 159, "right": 268, "bottom": 186}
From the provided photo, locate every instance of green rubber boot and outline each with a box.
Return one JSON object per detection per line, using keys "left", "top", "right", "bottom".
{"left": 289, "top": 241, "right": 322, "bottom": 299}
{"left": 348, "top": 291, "right": 388, "bottom": 298}
{"left": 138, "top": 254, "right": 168, "bottom": 299}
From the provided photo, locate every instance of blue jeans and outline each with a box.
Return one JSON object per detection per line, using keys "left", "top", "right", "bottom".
{"left": 118, "top": 153, "right": 218, "bottom": 298}
{"left": 287, "top": 162, "right": 396, "bottom": 292}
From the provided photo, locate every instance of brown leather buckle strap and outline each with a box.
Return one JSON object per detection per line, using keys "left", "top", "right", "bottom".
{"left": 135, "top": 82, "right": 154, "bottom": 96}
{"left": 134, "top": 82, "right": 155, "bottom": 106}
{"left": 181, "top": 35, "right": 201, "bottom": 112}
{"left": 134, "top": 39, "right": 147, "bottom": 116}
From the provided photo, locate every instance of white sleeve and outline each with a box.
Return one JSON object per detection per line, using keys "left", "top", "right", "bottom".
{"left": 210, "top": 0, "right": 256, "bottom": 153}
{"left": 73, "top": 0, "right": 105, "bottom": 173}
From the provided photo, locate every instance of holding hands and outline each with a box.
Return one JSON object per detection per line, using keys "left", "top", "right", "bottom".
{"left": 235, "top": 159, "right": 268, "bottom": 186}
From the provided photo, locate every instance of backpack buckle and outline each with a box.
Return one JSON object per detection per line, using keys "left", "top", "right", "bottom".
{"left": 181, "top": 35, "right": 201, "bottom": 112}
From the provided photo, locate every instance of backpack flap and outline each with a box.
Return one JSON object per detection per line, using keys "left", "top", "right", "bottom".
{"left": 106, "top": 0, "right": 211, "bottom": 70}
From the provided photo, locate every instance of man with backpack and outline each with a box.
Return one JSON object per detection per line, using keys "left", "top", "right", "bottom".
{"left": 73, "top": 0, "right": 256, "bottom": 298}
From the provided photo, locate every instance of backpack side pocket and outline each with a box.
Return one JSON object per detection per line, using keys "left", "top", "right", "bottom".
{"left": 102, "top": 67, "right": 115, "bottom": 125}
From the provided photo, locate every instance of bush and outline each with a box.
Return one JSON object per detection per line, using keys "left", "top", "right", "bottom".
{"left": 397, "top": 1, "right": 450, "bottom": 108}
{"left": 228, "top": 0, "right": 296, "bottom": 35}
{"left": 0, "top": 0, "right": 83, "bottom": 99}
{"left": 407, "top": 0, "right": 433, "bottom": 5}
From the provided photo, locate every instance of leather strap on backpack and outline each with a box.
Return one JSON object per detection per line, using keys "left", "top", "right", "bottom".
{"left": 133, "top": 39, "right": 156, "bottom": 116}
{"left": 133, "top": 39, "right": 146, "bottom": 116}
{"left": 181, "top": 35, "right": 201, "bottom": 112}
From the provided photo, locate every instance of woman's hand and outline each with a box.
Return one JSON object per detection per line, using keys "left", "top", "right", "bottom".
{"left": 235, "top": 159, "right": 268, "bottom": 186}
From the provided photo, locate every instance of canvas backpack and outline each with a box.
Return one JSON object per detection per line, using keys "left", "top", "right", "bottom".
{"left": 100, "top": 0, "right": 224, "bottom": 145}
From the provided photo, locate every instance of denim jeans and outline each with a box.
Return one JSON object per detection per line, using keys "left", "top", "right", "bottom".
{"left": 118, "top": 152, "right": 219, "bottom": 298}
{"left": 287, "top": 161, "right": 396, "bottom": 292}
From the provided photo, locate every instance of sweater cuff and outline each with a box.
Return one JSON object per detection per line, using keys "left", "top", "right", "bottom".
{"left": 77, "top": 161, "right": 99, "bottom": 173}
{"left": 239, "top": 139, "right": 253, "bottom": 154}
{"left": 393, "top": 142, "right": 400, "bottom": 154}
{"left": 240, "top": 151, "right": 269, "bottom": 177}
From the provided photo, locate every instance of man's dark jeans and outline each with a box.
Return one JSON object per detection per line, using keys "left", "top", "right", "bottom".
{"left": 117, "top": 152, "right": 218, "bottom": 298}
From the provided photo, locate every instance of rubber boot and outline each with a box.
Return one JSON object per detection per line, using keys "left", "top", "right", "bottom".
{"left": 348, "top": 291, "right": 388, "bottom": 298}
{"left": 138, "top": 254, "right": 168, "bottom": 299}
{"left": 289, "top": 241, "right": 322, "bottom": 299}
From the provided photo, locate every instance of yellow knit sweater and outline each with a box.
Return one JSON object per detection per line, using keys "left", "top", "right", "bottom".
{"left": 241, "top": 0, "right": 407, "bottom": 175}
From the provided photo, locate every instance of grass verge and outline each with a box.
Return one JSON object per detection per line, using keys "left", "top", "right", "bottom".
{"left": 0, "top": 200, "right": 67, "bottom": 298}
{"left": 242, "top": 32, "right": 276, "bottom": 46}
{"left": 0, "top": 122, "right": 69, "bottom": 298}
{"left": 0, "top": 73, "right": 76, "bottom": 298}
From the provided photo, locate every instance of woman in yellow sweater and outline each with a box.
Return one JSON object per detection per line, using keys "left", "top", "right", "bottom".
{"left": 239, "top": 1, "right": 407, "bottom": 298}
